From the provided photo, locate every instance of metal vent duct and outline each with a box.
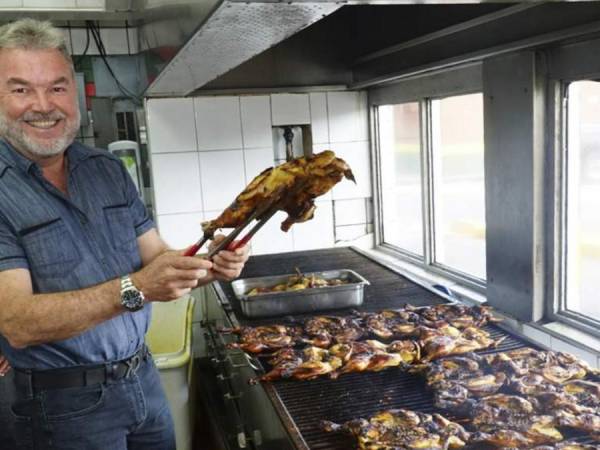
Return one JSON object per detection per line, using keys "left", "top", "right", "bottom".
{"left": 144, "top": 1, "right": 342, "bottom": 97}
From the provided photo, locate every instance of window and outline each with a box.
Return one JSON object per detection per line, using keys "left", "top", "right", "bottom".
{"left": 379, "top": 102, "right": 423, "bottom": 256}
{"left": 431, "top": 93, "right": 486, "bottom": 279}
{"left": 563, "top": 80, "right": 600, "bottom": 322}
{"left": 376, "top": 92, "right": 486, "bottom": 283}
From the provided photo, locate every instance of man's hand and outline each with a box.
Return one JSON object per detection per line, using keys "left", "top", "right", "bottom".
{"left": 208, "top": 235, "right": 251, "bottom": 281}
{"left": 132, "top": 250, "right": 214, "bottom": 302}
{"left": 0, "top": 355, "right": 11, "bottom": 376}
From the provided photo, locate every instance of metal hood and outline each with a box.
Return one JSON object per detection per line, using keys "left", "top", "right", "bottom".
{"left": 143, "top": 0, "right": 343, "bottom": 97}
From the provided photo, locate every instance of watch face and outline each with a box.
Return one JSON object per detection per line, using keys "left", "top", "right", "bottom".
{"left": 122, "top": 289, "right": 144, "bottom": 311}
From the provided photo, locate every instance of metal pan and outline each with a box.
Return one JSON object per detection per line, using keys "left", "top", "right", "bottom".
{"left": 231, "top": 269, "right": 370, "bottom": 318}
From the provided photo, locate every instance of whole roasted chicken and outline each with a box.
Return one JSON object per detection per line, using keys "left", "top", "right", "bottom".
{"left": 202, "top": 150, "right": 355, "bottom": 236}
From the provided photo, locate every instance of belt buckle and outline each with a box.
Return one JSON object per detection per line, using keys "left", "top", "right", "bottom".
{"left": 124, "top": 354, "right": 141, "bottom": 378}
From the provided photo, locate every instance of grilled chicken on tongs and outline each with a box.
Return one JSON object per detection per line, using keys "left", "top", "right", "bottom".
{"left": 185, "top": 150, "right": 354, "bottom": 256}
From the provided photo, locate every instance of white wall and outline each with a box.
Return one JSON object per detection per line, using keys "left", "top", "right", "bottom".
{"left": 146, "top": 92, "right": 371, "bottom": 255}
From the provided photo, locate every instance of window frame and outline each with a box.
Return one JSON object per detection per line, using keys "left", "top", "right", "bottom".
{"left": 546, "top": 37, "right": 600, "bottom": 338}
{"left": 370, "top": 64, "right": 486, "bottom": 293}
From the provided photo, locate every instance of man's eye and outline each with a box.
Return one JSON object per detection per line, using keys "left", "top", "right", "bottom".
{"left": 12, "top": 88, "right": 27, "bottom": 94}
{"left": 53, "top": 86, "right": 66, "bottom": 93}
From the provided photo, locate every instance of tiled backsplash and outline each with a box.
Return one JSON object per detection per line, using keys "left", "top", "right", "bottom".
{"left": 146, "top": 91, "right": 372, "bottom": 255}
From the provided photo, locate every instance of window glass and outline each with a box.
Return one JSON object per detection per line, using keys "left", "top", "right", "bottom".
{"left": 431, "top": 93, "right": 486, "bottom": 279}
{"left": 378, "top": 103, "right": 423, "bottom": 256}
{"left": 565, "top": 80, "right": 600, "bottom": 321}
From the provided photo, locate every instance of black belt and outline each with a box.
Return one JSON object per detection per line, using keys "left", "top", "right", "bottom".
{"left": 14, "top": 346, "right": 150, "bottom": 393}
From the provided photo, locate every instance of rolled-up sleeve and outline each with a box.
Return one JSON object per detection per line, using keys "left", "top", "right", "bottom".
{"left": 0, "top": 215, "right": 27, "bottom": 272}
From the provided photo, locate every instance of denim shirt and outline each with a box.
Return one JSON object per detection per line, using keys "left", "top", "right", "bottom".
{"left": 0, "top": 139, "right": 154, "bottom": 370}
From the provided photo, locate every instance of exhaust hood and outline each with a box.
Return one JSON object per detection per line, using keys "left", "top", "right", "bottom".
{"left": 144, "top": 0, "right": 343, "bottom": 97}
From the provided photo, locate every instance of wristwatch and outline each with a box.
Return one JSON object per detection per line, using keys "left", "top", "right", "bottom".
{"left": 120, "top": 275, "right": 145, "bottom": 312}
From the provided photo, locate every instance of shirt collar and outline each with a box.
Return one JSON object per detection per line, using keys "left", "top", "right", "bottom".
{"left": 0, "top": 139, "right": 93, "bottom": 176}
{"left": 0, "top": 138, "right": 36, "bottom": 175}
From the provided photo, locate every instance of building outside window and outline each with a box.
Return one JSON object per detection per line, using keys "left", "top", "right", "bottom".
{"left": 564, "top": 80, "right": 600, "bottom": 322}
{"left": 431, "top": 93, "right": 486, "bottom": 279}
{"left": 378, "top": 102, "right": 423, "bottom": 257}
{"left": 376, "top": 92, "right": 486, "bottom": 283}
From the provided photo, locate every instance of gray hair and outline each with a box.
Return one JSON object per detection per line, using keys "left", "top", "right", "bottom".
{"left": 0, "top": 18, "right": 72, "bottom": 65}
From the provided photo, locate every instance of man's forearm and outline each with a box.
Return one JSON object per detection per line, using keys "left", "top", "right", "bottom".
{"left": 2, "top": 278, "right": 123, "bottom": 349}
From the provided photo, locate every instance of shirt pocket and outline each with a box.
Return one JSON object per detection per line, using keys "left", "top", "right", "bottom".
{"left": 20, "top": 219, "right": 81, "bottom": 279}
{"left": 103, "top": 204, "right": 138, "bottom": 255}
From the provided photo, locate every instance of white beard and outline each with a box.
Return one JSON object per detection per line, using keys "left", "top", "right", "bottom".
{"left": 0, "top": 107, "right": 80, "bottom": 158}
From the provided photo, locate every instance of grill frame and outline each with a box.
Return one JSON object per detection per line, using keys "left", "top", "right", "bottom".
{"left": 213, "top": 247, "right": 597, "bottom": 449}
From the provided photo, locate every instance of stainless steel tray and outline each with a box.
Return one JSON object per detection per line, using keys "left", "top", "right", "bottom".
{"left": 231, "top": 269, "right": 370, "bottom": 318}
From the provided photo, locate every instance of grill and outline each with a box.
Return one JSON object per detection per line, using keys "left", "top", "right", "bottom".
{"left": 215, "top": 247, "right": 597, "bottom": 449}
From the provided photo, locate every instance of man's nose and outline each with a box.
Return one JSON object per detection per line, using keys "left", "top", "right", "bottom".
{"left": 31, "top": 90, "right": 53, "bottom": 113}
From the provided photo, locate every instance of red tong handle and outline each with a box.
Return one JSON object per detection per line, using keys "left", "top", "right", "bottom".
{"left": 226, "top": 236, "right": 249, "bottom": 252}
{"left": 183, "top": 235, "right": 209, "bottom": 257}
{"left": 183, "top": 242, "right": 202, "bottom": 257}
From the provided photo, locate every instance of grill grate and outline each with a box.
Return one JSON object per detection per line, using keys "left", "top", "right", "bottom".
{"left": 218, "top": 248, "right": 596, "bottom": 449}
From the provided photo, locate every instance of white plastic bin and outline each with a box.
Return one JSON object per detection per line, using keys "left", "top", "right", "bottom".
{"left": 146, "top": 295, "right": 194, "bottom": 450}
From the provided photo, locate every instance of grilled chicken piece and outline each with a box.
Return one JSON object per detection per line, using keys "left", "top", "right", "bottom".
{"left": 510, "top": 373, "right": 563, "bottom": 396}
{"left": 322, "top": 409, "right": 470, "bottom": 450}
{"left": 468, "top": 395, "right": 563, "bottom": 447}
{"left": 255, "top": 346, "right": 342, "bottom": 383}
{"left": 364, "top": 309, "right": 423, "bottom": 339}
{"left": 408, "top": 303, "right": 500, "bottom": 329}
{"left": 420, "top": 326, "right": 503, "bottom": 361}
{"left": 302, "top": 315, "right": 365, "bottom": 347}
{"left": 485, "top": 348, "right": 593, "bottom": 383}
{"left": 328, "top": 340, "right": 420, "bottom": 379}
{"left": 563, "top": 380, "right": 600, "bottom": 411}
{"left": 202, "top": 150, "right": 354, "bottom": 236}
{"left": 434, "top": 373, "right": 508, "bottom": 412}
{"left": 224, "top": 324, "right": 303, "bottom": 353}
{"left": 419, "top": 353, "right": 484, "bottom": 385}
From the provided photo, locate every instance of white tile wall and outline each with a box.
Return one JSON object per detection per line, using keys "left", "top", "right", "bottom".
{"left": 292, "top": 201, "right": 334, "bottom": 251}
{"left": 331, "top": 141, "right": 372, "bottom": 200}
{"left": 156, "top": 212, "right": 204, "bottom": 250}
{"left": 328, "top": 91, "right": 369, "bottom": 143}
{"left": 240, "top": 96, "right": 272, "bottom": 148}
{"left": 334, "top": 199, "right": 367, "bottom": 226}
{"left": 309, "top": 93, "right": 329, "bottom": 144}
{"left": 250, "top": 211, "right": 295, "bottom": 255}
{"left": 0, "top": 1, "right": 23, "bottom": 6}
{"left": 195, "top": 97, "right": 242, "bottom": 151}
{"left": 271, "top": 94, "right": 310, "bottom": 126}
{"left": 151, "top": 153, "right": 202, "bottom": 215}
{"left": 335, "top": 224, "right": 368, "bottom": 244}
{"left": 198, "top": 150, "right": 246, "bottom": 212}
{"left": 243, "top": 147, "right": 275, "bottom": 184}
{"left": 147, "top": 98, "right": 197, "bottom": 153}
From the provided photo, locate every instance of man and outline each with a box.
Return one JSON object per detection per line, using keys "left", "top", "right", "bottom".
{"left": 0, "top": 19, "right": 250, "bottom": 450}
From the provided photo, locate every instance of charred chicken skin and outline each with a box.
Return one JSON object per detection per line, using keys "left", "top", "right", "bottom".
{"left": 322, "top": 409, "right": 470, "bottom": 450}
{"left": 253, "top": 346, "right": 343, "bottom": 383}
{"left": 223, "top": 324, "right": 303, "bottom": 353}
{"left": 302, "top": 315, "right": 365, "bottom": 348}
{"left": 202, "top": 150, "right": 355, "bottom": 236}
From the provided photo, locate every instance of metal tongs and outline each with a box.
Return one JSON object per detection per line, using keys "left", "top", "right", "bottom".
{"left": 183, "top": 192, "right": 282, "bottom": 258}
